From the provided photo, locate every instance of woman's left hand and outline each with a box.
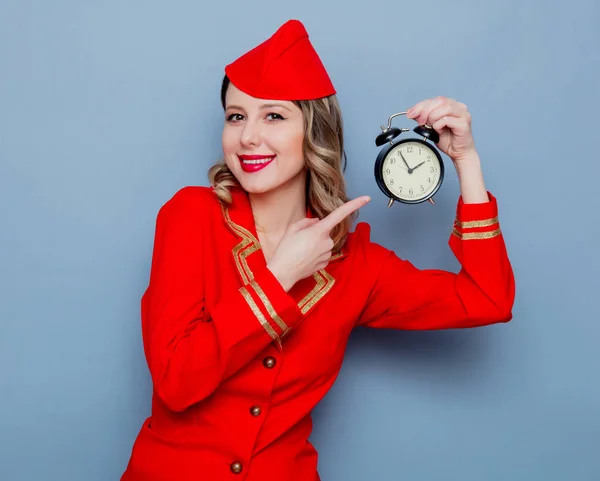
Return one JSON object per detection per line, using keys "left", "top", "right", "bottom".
{"left": 407, "top": 96, "right": 476, "bottom": 165}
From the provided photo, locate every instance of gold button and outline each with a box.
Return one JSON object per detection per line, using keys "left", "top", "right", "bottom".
{"left": 250, "top": 405, "right": 261, "bottom": 416}
{"left": 230, "top": 461, "right": 243, "bottom": 474}
{"left": 263, "top": 356, "right": 276, "bottom": 369}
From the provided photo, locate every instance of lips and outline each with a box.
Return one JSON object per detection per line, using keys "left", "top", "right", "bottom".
{"left": 238, "top": 154, "right": 276, "bottom": 173}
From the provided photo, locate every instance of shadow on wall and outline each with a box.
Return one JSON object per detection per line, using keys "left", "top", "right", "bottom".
{"left": 320, "top": 325, "right": 503, "bottom": 395}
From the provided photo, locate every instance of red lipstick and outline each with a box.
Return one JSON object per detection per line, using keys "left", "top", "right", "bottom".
{"left": 238, "top": 154, "right": 276, "bottom": 173}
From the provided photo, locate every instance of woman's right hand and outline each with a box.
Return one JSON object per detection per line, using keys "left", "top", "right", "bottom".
{"left": 267, "top": 196, "right": 371, "bottom": 291}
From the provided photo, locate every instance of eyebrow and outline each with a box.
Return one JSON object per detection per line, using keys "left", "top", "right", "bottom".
{"left": 226, "top": 103, "right": 293, "bottom": 112}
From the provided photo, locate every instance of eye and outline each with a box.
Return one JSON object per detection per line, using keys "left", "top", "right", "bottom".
{"left": 226, "top": 113, "right": 244, "bottom": 122}
{"left": 266, "top": 113, "right": 285, "bottom": 121}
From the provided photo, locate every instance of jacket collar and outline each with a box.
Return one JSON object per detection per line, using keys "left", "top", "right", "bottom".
{"left": 217, "top": 186, "right": 345, "bottom": 316}
{"left": 222, "top": 186, "right": 346, "bottom": 259}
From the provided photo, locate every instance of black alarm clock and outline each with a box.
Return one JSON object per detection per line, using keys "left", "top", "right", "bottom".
{"left": 374, "top": 111, "right": 445, "bottom": 207}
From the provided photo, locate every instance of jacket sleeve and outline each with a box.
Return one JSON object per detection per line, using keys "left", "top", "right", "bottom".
{"left": 356, "top": 192, "right": 515, "bottom": 330}
{"left": 141, "top": 187, "right": 304, "bottom": 412}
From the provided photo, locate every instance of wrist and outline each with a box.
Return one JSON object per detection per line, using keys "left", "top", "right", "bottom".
{"left": 453, "top": 151, "right": 489, "bottom": 204}
{"left": 453, "top": 149, "right": 481, "bottom": 174}
{"left": 267, "top": 263, "right": 296, "bottom": 292}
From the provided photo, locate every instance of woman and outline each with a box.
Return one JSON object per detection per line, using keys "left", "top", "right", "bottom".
{"left": 121, "top": 19, "right": 515, "bottom": 481}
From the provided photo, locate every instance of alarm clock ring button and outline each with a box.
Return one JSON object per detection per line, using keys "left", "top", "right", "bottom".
{"left": 375, "top": 127, "right": 403, "bottom": 146}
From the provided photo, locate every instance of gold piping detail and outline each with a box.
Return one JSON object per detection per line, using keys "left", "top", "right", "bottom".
{"left": 299, "top": 270, "right": 336, "bottom": 315}
{"left": 234, "top": 241, "right": 259, "bottom": 285}
{"left": 240, "top": 287, "right": 279, "bottom": 342}
{"left": 250, "top": 280, "right": 290, "bottom": 335}
{"left": 225, "top": 210, "right": 260, "bottom": 244}
{"left": 222, "top": 205, "right": 258, "bottom": 284}
{"left": 298, "top": 272, "right": 325, "bottom": 312}
{"left": 452, "top": 228, "right": 502, "bottom": 240}
{"left": 454, "top": 216, "right": 499, "bottom": 229}
{"left": 222, "top": 205, "right": 336, "bottom": 318}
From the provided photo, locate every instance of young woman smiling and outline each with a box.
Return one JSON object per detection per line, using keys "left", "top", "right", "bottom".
{"left": 121, "top": 19, "right": 515, "bottom": 481}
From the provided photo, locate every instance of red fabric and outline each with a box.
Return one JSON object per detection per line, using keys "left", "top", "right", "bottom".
{"left": 224, "top": 19, "right": 336, "bottom": 100}
{"left": 120, "top": 186, "right": 515, "bottom": 481}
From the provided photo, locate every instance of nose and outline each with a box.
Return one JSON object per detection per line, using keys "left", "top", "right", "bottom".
{"left": 240, "top": 118, "right": 262, "bottom": 148}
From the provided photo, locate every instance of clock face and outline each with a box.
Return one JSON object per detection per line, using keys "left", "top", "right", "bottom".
{"left": 381, "top": 140, "right": 442, "bottom": 202}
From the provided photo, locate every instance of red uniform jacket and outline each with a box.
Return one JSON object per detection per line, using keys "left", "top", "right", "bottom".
{"left": 121, "top": 185, "right": 515, "bottom": 481}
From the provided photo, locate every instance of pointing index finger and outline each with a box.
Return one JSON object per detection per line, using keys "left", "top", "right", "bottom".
{"left": 317, "top": 196, "right": 371, "bottom": 233}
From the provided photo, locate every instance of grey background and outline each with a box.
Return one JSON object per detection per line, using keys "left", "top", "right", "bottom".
{"left": 1, "top": 0, "right": 599, "bottom": 480}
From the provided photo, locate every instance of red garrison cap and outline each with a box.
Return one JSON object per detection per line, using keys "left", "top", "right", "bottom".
{"left": 224, "top": 19, "right": 336, "bottom": 101}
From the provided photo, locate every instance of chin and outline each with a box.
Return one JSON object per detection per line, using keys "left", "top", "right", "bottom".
{"left": 237, "top": 178, "right": 280, "bottom": 195}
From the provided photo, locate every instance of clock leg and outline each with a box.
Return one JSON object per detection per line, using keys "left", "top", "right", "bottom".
{"left": 428, "top": 197, "right": 436, "bottom": 205}
{"left": 387, "top": 197, "right": 395, "bottom": 208}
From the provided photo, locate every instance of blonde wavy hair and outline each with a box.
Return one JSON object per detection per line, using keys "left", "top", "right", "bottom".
{"left": 208, "top": 75, "right": 355, "bottom": 253}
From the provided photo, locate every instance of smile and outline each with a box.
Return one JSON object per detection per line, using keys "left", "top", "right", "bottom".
{"left": 242, "top": 157, "right": 274, "bottom": 164}
{"left": 238, "top": 155, "right": 276, "bottom": 173}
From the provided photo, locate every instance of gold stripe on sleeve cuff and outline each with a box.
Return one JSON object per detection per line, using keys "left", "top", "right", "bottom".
{"left": 452, "top": 228, "right": 502, "bottom": 240}
{"left": 454, "top": 216, "right": 499, "bottom": 229}
{"left": 249, "top": 280, "right": 290, "bottom": 336}
{"left": 240, "top": 287, "right": 280, "bottom": 342}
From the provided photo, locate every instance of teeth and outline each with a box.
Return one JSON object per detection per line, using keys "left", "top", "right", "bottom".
{"left": 242, "top": 156, "right": 275, "bottom": 164}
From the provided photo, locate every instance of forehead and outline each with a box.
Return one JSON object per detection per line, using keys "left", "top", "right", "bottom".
{"left": 225, "top": 83, "right": 297, "bottom": 111}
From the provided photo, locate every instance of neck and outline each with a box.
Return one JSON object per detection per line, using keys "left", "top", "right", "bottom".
{"left": 249, "top": 175, "right": 307, "bottom": 237}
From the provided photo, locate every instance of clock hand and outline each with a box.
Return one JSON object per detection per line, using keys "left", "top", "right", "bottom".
{"left": 399, "top": 152, "right": 413, "bottom": 174}
{"left": 412, "top": 161, "right": 425, "bottom": 170}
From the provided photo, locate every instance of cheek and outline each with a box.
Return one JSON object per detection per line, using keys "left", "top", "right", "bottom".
{"left": 290, "top": 132, "right": 305, "bottom": 168}
{"left": 277, "top": 126, "right": 304, "bottom": 160}
{"left": 291, "top": 130, "right": 304, "bottom": 153}
{"left": 221, "top": 127, "right": 240, "bottom": 173}
{"left": 222, "top": 128, "right": 239, "bottom": 171}
{"left": 222, "top": 128, "right": 236, "bottom": 154}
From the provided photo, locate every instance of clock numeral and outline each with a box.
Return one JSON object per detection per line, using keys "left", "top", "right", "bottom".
{"left": 428, "top": 177, "right": 432, "bottom": 183}
{"left": 390, "top": 158, "right": 396, "bottom": 164}
{"left": 398, "top": 187, "right": 402, "bottom": 193}
{"left": 419, "top": 148, "right": 422, "bottom": 155}
{"left": 407, "top": 146, "right": 413, "bottom": 153}
{"left": 390, "top": 179, "right": 394, "bottom": 185}
{"left": 386, "top": 168, "right": 390, "bottom": 174}
{"left": 430, "top": 167, "right": 435, "bottom": 173}
{"left": 409, "top": 188, "right": 413, "bottom": 195}
{"left": 420, "top": 185, "right": 425, "bottom": 192}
